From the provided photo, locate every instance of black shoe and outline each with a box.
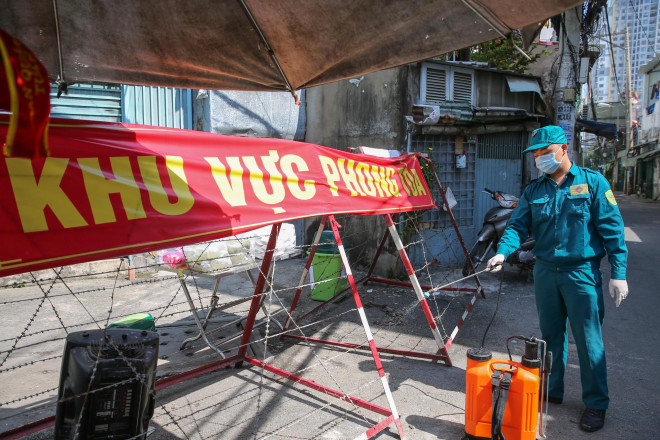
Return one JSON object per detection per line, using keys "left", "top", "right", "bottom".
{"left": 547, "top": 395, "right": 563, "bottom": 404}
{"left": 580, "top": 408, "right": 606, "bottom": 432}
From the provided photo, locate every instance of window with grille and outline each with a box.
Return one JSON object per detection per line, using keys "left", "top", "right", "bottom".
{"left": 421, "top": 63, "right": 474, "bottom": 105}
{"left": 411, "top": 135, "right": 476, "bottom": 228}
{"left": 453, "top": 72, "right": 473, "bottom": 103}
{"left": 425, "top": 69, "right": 447, "bottom": 102}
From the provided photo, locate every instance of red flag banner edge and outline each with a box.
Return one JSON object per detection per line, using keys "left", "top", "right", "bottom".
{"left": 0, "top": 29, "right": 50, "bottom": 158}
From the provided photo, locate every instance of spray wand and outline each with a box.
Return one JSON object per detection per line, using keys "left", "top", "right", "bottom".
{"left": 423, "top": 267, "right": 491, "bottom": 298}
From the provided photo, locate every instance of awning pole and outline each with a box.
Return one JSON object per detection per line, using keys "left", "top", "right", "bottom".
{"left": 237, "top": 0, "right": 300, "bottom": 104}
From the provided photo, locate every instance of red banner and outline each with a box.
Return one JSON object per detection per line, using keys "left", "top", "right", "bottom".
{"left": 0, "top": 116, "right": 435, "bottom": 277}
{"left": 0, "top": 30, "right": 50, "bottom": 158}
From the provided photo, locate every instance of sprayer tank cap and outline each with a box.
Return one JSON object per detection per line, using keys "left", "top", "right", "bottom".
{"left": 467, "top": 348, "right": 492, "bottom": 361}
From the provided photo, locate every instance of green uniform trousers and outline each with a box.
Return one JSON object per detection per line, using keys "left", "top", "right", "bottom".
{"left": 534, "top": 260, "right": 608, "bottom": 410}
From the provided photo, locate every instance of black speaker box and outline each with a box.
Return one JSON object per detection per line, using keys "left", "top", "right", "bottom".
{"left": 54, "top": 329, "right": 159, "bottom": 439}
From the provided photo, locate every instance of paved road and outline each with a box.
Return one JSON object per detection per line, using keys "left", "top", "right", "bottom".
{"left": 592, "top": 193, "right": 660, "bottom": 438}
{"left": 528, "top": 193, "right": 660, "bottom": 439}
{"left": 4, "top": 193, "right": 659, "bottom": 440}
{"left": 422, "top": 192, "right": 660, "bottom": 440}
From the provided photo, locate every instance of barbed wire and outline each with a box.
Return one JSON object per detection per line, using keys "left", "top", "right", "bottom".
{"left": 0, "top": 207, "right": 480, "bottom": 438}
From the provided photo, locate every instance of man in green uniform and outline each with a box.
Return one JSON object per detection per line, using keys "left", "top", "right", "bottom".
{"left": 487, "top": 125, "right": 628, "bottom": 432}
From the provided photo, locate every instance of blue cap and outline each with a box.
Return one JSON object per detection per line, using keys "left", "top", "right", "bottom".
{"left": 523, "top": 125, "right": 567, "bottom": 153}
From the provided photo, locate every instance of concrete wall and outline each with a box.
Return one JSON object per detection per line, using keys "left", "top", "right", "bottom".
{"left": 526, "top": 44, "right": 560, "bottom": 98}
{"left": 305, "top": 67, "right": 415, "bottom": 150}
{"left": 304, "top": 66, "right": 416, "bottom": 275}
{"left": 0, "top": 254, "right": 156, "bottom": 287}
{"left": 637, "top": 66, "right": 660, "bottom": 199}
{"left": 639, "top": 67, "right": 660, "bottom": 141}
{"left": 194, "top": 89, "right": 306, "bottom": 140}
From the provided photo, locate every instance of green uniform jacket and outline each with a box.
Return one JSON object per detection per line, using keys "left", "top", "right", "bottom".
{"left": 496, "top": 163, "right": 628, "bottom": 279}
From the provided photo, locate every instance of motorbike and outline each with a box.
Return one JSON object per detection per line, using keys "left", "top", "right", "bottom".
{"left": 462, "top": 188, "right": 535, "bottom": 277}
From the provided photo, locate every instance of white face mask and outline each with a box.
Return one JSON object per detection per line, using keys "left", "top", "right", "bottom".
{"left": 535, "top": 146, "right": 564, "bottom": 174}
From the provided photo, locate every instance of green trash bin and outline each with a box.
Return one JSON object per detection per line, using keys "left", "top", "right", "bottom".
{"left": 308, "top": 231, "right": 350, "bottom": 301}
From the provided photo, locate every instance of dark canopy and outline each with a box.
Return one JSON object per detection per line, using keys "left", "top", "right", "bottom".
{"left": 575, "top": 119, "right": 618, "bottom": 139}
{"left": 1, "top": 0, "right": 583, "bottom": 92}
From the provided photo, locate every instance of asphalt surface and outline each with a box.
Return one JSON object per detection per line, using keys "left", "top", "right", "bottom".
{"left": 1, "top": 192, "right": 658, "bottom": 440}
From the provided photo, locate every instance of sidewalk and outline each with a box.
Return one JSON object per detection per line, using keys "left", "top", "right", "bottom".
{"left": 614, "top": 190, "right": 659, "bottom": 204}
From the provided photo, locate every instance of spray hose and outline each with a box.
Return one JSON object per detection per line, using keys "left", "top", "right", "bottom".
{"left": 427, "top": 265, "right": 504, "bottom": 348}
{"left": 470, "top": 267, "right": 552, "bottom": 438}
{"left": 479, "top": 268, "right": 505, "bottom": 348}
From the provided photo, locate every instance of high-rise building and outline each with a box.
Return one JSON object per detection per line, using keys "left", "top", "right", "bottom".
{"left": 591, "top": 0, "right": 659, "bottom": 109}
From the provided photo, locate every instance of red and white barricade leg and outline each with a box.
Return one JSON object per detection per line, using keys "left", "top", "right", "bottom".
{"left": 382, "top": 213, "right": 451, "bottom": 364}
{"left": 327, "top": 216, "right": 406, "bottom": 438}
{"left": 235, "top": 221, "right": 407, "bottom": 439}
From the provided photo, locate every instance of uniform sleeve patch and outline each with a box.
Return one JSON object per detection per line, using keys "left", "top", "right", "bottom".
{"left": 570, "top": 183, "right": 588, "bottom": 196}
{"left": 605, "top": 189, "right": 617, "bottom": 205}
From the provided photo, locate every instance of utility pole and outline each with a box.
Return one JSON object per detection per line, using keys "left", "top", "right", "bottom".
{"left": 553, "top": 5, "right": 583, "bottom": 162}
{"left": 624, "top": 26, "right": 633, "bottom": 194}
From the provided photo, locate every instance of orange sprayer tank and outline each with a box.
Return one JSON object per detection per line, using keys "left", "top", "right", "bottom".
{"left": 464, "top": 347, "right": 540, "bottom": 440}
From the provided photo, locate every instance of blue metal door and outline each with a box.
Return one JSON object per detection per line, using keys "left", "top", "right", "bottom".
{"left": 473, "top": 132, "right": 526, "bottom": 246}
{"left": 122, "top": 86, "right": 193, "bottom": 129}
